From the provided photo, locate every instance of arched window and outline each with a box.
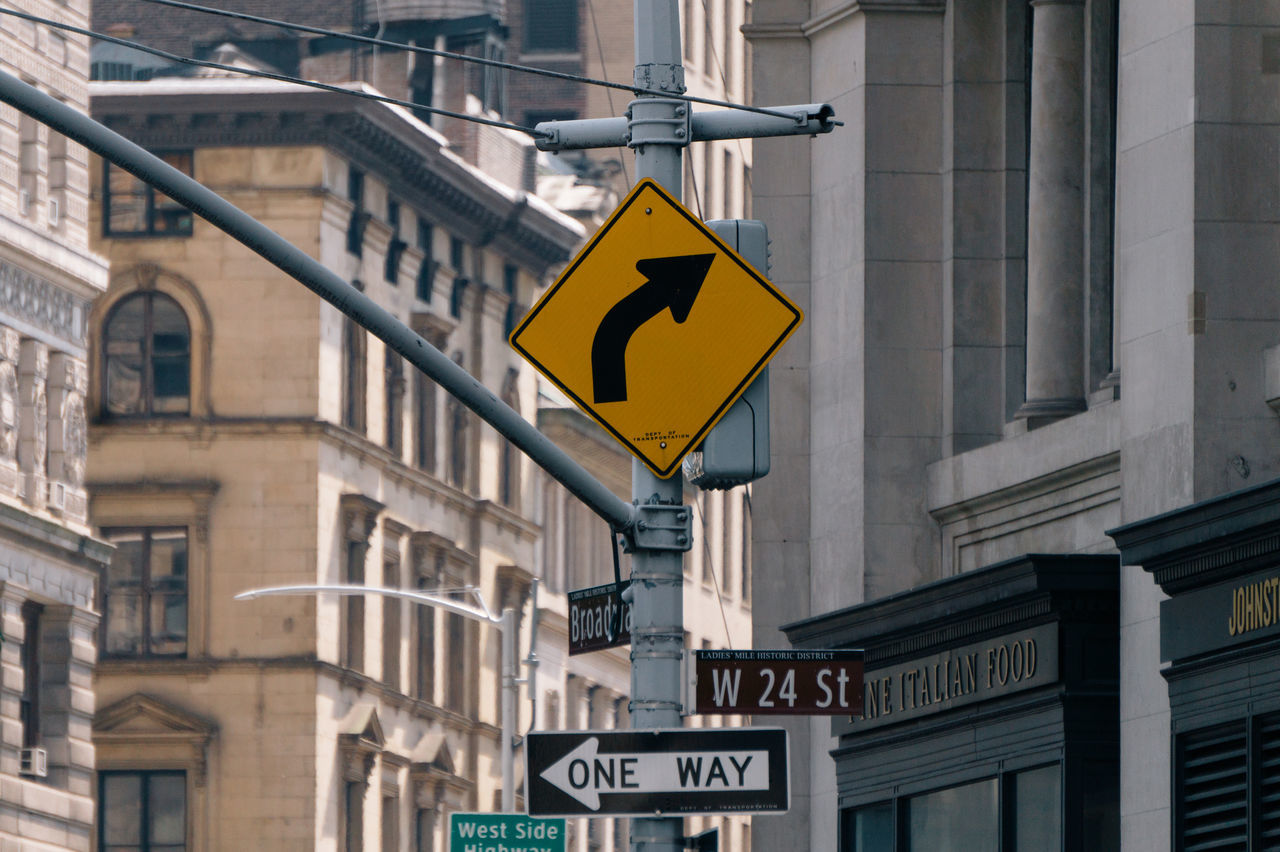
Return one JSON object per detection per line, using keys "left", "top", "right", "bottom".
{"left": 103, "top": 292, "right": 190, "bottom": 416}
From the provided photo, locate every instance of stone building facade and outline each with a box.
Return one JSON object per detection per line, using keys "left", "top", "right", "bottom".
{"left": 87, "top": 78, "right": 582, "bottom": 851}
{"left": 0, "top": 2, "right": 112, "bottom": 850}
{"left": 744, "top": 0, "right": 1280, "bottom": 850}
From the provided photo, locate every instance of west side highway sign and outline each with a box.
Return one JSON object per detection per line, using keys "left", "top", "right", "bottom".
{"left": 509, "top": 179, "right": 802, "bottom": 478}
{"left": 688, "top": 649, "right": 865, "bottom": 716}
{"left": 526, "top": 728, "right": 789, "bottom": 817}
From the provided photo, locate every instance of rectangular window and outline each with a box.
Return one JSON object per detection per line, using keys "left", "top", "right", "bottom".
{"left": 343, "top": 315, "right": 368, "bottom": 433}
{"left": 347, "top": 168, "right": 367, "bottom": 257}
{"left": 381, "top": 793, "right": 399, "bottom": 852}
{"left": 385, "top": 200, "right": 406, "bottom": 284}
{"left": 503, "top": 264, "right": 520, "bottom": 337}
{"left": 20, "top": 602, "right": 41, "bottom": 748}
{"left": 385, "top": 349, "right": 404, "bottom": 455}
{"left": 446, "top": 610, "right": 465, "bottom": 712}
{"left": 416, "top": 221, "right": 435, "bottom": 302}
{"left": 103, "top": 528, "right": 189, "bottom": 657}
{"left": 104, "top": 152, "right": 194, "bottom": 237}
{"left": 414, "top": 371, "right": 437, "bottom": 474}
{"left": 414, "top": 574, "right": 435, "bottom": 702}
{"left": 344, "top": 540, "right": 366, "bottom": 672}
{"left": 345, "top": 780, "right": 365, "bottom": 852}
{"left": 101, "top": 770, "right": 187, "bottom": 852}
{"left": 524, "top": 0, "right": 577, "bottom": 51}
{"left": 382, "top": 554, "right": 402, "bottom": 692}
{"left": 907, "top": 778, "right": 998, "bottom": 851}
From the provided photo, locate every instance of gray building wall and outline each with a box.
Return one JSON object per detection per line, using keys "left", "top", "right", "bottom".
{"left": 747, "top": 0, "right": 1280, "bottom": 849}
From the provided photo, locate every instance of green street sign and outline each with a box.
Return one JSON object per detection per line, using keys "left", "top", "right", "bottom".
{"left": 448, "top": 813, "right": 566, "bottom": 852}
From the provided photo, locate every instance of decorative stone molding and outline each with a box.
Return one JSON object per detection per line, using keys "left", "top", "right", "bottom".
{"left": 94, "top": 693, "right": 218, "bottom": 787}
{"left": 0, "top": 259, "right": 90, "bottom": 346}
{"left": 18, "top": 338, "right": 47, "bottom": 509}
{"left": 340, "top": 493, "right": 385, "bottom": 545}
{"left": 338, "top": 704, "right": 385, "bottom": 785}
{"left": 46, "top": 351, "right": 88, "bottom": 521}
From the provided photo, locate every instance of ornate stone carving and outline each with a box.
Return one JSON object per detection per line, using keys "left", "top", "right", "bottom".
{"left": 0, "top": 260, "right": 90, "bottom": 346}
{"left": 60, "top": 391, "right": 86, "bottom": 487}
{"left": 0, "top": 362, "right": 18, "bottom": 461}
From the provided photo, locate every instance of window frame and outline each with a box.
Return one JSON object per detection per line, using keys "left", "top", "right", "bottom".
{"left": 102, "top": 151, "right": 195, "bottom": 238}
{"left": 523, "top": 0, "right": 578, "bottom": 52}
{"left": 100, "top": 525, "right": 191, "bottom": 659}
{"left": 101, "top": 290, "right": 193, "bottom": 419}
{"left": 99, "top": 768, "right": 188, "bottom": 852}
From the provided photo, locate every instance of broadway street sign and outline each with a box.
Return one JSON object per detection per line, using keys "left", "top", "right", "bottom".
{"left": 526, "top": 727, "right": 788, "bottom": 817}
{"left": 449, "top": 813, "right": 566, "bottom": 852}
{"left": 568, "top": 580, "right": 632, "bottom": 655}
{"left": 689, "top": 649, "right": 864, "bottom": 716}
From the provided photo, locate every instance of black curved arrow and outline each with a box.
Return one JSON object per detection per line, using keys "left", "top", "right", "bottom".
{"left": 591, "top": 253, "right": 715, "bottom": 404}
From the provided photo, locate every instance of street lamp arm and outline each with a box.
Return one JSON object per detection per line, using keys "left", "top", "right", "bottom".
{"left": 236, "top": 581, "right": 521, "bottom": 812}
{"left": 235, "top": 583, "right": 500, "bottom": 624}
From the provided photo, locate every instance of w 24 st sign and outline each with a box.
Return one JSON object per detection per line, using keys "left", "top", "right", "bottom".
{"left": 689, "top": 649, "right": 864, "bottom": 715}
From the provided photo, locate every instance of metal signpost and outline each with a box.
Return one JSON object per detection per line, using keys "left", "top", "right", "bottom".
{"left": 0, "top": 5, "right": 836, "bottom": 846}
{"left": 448, "top": 813, "right": 566, "bottom": 852}
{"left": 568, "top": 581, "right": 633, "bottom": 656}
{"left": 524, "top": 3, "right": 834, "bottom": 847}
{"left": 525, "top": 728, "right": 789, "bottom": 818}
{"left": 688, "top": 649, "right": 865, "bottom": 716}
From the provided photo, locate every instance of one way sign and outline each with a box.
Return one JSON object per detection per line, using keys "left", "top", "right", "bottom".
{"left": 526, "top": 728, "right": 789, "bottom": 817}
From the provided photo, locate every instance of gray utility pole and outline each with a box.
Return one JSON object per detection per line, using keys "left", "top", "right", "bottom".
{"left": 533, "top": 3, "right": 835, "bottom": 850}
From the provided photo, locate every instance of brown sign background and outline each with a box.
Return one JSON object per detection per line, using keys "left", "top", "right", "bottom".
{"left": 692, "top": 650, "right": 865, "bottom": 715}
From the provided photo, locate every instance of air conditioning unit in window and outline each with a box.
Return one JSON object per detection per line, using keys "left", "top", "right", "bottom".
{"left": 47, "top": 198, "right": 59, "bottom": 227}
{"left": 46, "top": 481, "right": 65, "bottom": 511}
{"left": 18, "top": 189, "right": 31, "bottom": 216}
{"left": 20, "top": 747, "right": 47, "bottom": 778}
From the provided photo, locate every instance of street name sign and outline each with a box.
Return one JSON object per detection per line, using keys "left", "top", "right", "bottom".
{"left": 689, "top": 649, "right": 865, "bottom": 716}
{"left": 568, "top": 580, "right": 632, "bottom": 656}
{"left": 448, "top": 813, "right": 566, "bottom": 852}
{"left": 509, "top": 179, "right": 802, "bottom": 478}
{"left": 526, "top": 727, "right": 789, "bottom": 817}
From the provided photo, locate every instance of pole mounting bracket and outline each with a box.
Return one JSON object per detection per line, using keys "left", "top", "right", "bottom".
{"left": 621, "top": 502, "right": 693, "bottom": 552}
{"left": 627, "top": 96, "right": 691, "bottom": 148}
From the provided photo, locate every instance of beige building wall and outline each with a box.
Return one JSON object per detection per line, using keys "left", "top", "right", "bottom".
{"left": 88, "top": 79, "right": 581, "bottom": 850}
{"left": 0, "top": 2, "right": 111, "bottom": 850}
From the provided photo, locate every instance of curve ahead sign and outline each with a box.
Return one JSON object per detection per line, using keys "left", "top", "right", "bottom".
{"left": 509, "top": 179, "right": 802, "bottom": 478}
{"left": 525, "top": 727, "right": 789, "bottom": 817}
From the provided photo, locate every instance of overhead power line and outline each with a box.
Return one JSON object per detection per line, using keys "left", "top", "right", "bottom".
{"left": 0, "top": 6, "right": 546, "bottom": 136}
{"left": 125, "top": 0, "right": 795, "bottom": 121}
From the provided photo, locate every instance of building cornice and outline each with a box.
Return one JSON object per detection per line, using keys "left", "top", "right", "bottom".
{"left": 89, "top": 84, "right": 584, "bottom": 274}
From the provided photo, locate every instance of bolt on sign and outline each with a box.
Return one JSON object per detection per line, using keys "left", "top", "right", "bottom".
{"left": 509, "top": 179, "right": 802, "bottom": 478}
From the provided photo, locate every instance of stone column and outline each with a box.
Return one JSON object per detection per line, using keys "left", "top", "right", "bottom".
{"left": 17, "top": 338, "right": 47, "bottom": 507}
{"left": 1018, "top": 0, "right": 1088, "bottom": 423}
{"left": 38, "top": 605, "right": 99, "bottom": 795}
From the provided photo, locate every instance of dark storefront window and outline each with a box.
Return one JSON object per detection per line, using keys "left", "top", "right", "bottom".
{"left": 1172, "top": 712, "right": 1280, "bottom": 850}
{"left": 845, "top": 767, "right": 1060, "bottom": 852}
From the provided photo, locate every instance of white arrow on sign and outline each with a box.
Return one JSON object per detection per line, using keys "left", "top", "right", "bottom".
{"left": 538, "top": 736, "right": 770, "bottom": 811}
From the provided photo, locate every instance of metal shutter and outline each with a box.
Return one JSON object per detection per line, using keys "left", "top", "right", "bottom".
{"left": 1179, "top": 722, "right": 1248, "bottom": 851}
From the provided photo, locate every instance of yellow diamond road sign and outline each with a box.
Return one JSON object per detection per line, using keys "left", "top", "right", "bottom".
{"left": 510, "top": 179, "right": 802, "bottom": 478}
